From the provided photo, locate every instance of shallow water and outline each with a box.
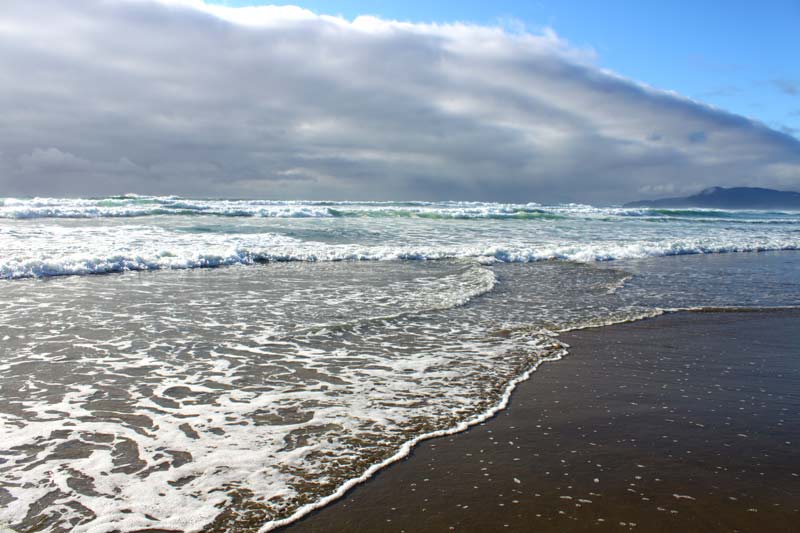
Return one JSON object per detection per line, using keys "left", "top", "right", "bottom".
{"left": 0, "top": 197, "right": 799, "bottom": 532}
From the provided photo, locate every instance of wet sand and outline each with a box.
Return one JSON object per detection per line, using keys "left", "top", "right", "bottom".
{"left": 281, "top": 310, "right": 800, "bottom": 532}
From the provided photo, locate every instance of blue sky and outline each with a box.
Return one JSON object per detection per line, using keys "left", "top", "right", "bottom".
{"left": 214, "top": 0, "right": 800, "bottom": 138}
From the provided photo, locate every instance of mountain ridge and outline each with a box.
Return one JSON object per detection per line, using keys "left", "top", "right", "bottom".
{"left": 624, "top": 186, "right": 800, "bottom": 209}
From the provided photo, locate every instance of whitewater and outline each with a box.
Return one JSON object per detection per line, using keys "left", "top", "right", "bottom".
{"left": 0, "top": 196, "right": 799, "bottom": 532}
{"left": 1, "top": 196, "right": 799, "bottom": 279}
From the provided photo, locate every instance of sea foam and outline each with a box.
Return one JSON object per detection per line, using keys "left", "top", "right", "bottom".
{"left": 1, "top": 196, "right": 800, "bottom": 531}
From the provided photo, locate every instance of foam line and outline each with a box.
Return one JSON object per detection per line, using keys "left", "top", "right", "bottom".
{"left": 2, "top": 243, "right": 798, "bottom": 280}
{"left": 259, "top": 343, "right": 568, "bottom": 532}
{"left": 257, "top": 302, "right": 800, "bottom": 531}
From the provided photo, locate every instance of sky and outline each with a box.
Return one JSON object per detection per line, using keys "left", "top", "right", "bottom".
{"left": 218, "top": 0, "right": 800, "bottom": 136}
{"left": 1, "top": 0, "right": 798, "bottom": 204}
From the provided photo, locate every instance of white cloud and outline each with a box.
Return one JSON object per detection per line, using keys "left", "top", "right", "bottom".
{"left": 1, "top": 0, "right": 799, "bottom": 203}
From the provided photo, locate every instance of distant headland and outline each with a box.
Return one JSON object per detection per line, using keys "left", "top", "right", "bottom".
{"left": 624, "top": 186, "right": 800, "bottom": 209}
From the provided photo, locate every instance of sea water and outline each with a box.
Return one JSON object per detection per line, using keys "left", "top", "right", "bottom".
{"left": 0, "top": 196, "right": 798, "bottom": 531}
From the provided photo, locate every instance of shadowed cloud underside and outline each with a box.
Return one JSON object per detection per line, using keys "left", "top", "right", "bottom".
{"left": 1, "top": 0, "right": 799, "bottom": 203}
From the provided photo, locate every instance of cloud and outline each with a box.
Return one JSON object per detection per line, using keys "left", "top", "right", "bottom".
{"left": 771, "top": 78, "right": 799, "bottom": 96}
{"left": 18, "top": 148, "right": 94, "bottom": 173}
{"left": 780, "top": 125, "right": 799, "bottom": 137}
{"left": 1, "top": 0, "right": 799, "bottom": 203}
{"left": 697, "top": 85, "right": 741, "bottom": 98}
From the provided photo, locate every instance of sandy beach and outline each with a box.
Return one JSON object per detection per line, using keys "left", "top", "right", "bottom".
{"left": 282, "top": 310, "right": 800, "bottom": 532}
{"left": 3, "top": 1, "right": 800, "bottom": 530}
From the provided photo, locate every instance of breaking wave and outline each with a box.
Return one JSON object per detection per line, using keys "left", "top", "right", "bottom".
{"left": 3, "top": 196, "right": 798, "bottom": 221}
{"left": 2, "top": 238, "right": 798, "bottom": 279}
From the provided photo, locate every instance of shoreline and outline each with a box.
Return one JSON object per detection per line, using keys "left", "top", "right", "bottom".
{"left": 279, "top": 309, "right": 800, "bottom": 532}
{"left": 260, "top": 329, "right": 569, "bottom": 531}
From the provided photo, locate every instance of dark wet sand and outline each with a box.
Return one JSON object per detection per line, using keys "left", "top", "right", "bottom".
{"left": 282, "top": 310, "right": 800, "bottom": 532}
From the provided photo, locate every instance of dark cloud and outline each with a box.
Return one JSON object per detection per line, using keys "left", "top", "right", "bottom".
{"left": 688, "top": 131, "right": 707, "bottom": 144}
{"left": 1, "top": 0, "right": 799, "bottom": 204}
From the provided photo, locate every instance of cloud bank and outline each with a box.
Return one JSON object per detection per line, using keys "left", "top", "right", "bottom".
{"left": 1, "top": 0, "right": 799, "bottom": 203}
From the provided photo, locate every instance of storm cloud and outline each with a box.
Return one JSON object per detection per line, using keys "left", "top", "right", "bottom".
{"left": 1, "top": 0, "right": 799, "bottom": 203}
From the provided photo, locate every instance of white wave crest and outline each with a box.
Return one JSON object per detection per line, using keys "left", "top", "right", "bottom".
{"left": 2, "top": 232, "right": 797, "bottom": 280}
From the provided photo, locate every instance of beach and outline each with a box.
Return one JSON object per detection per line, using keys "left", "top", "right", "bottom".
{"left": 283, "top": 310, "right": 800, "bottom": 532}
{"left": 4, "top": 0, "right": 800, "bottom": 529}
{"left": 1, "top": 197, "right": 799, "bottom": 532}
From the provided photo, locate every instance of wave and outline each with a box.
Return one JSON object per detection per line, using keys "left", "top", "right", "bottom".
{"left": 0, "top": 204, "right": 560, "bottom": 220}
{"left": 282, "top": 264, "right": 498, "bottom": 339}
{"left": 326, "top": 207, "right": 564, "bottom": 220}
{"left": 3, "top": 239, "right": 798, "bottom": 279}
{"left": 1, "top": 196, "right": 550, "bottom": 220}
{"left": 4, "top": 196, "right": 798, "bottom": 221}
{"left": 265, "top": 298, "right": 800, "bottom": 532}
{"left": 627, "top": 216, "right": 800, "bottom": 225}
{"left": 622, "top": 208, "right": 738, "bottom": 218}
{"left": 620, "top": 207, "right": 800, "bottom": 220}
{"left": 260, "top": 333, "right": 568, "bottom": 531}
{"left": 260, "top": 301, "right": 800, "bottom": 531}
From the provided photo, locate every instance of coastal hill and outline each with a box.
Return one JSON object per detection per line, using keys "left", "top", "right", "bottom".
{"left": 624, "top": 186, "right": 800, "bottom": 209}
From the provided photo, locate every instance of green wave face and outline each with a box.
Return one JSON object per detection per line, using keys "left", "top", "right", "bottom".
{"left": 328, "top": 208, "right": 564, "bottom": 220}
{"left": 4, "top": 196, "right": 800, "bottom": 223}
{"left": 652, "top": 209, "right": 738, "bottom": 218}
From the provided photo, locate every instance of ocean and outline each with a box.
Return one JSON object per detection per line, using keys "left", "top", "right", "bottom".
{"left": 1, "top": 195, "right": 799, "bottom": 532}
